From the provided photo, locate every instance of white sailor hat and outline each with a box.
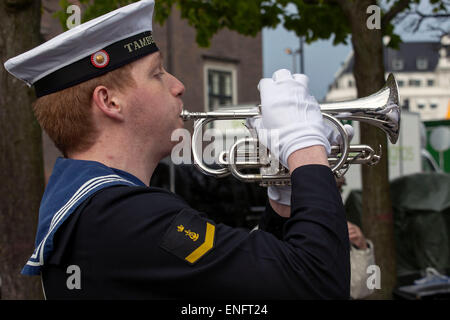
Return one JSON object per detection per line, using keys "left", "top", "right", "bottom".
{"left": 4, "top": 0, "right": 158, "bottom": 97}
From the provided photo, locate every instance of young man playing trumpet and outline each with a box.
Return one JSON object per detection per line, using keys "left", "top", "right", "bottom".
{"left": 4, "top": 0, "right": 350, "bottom": 299}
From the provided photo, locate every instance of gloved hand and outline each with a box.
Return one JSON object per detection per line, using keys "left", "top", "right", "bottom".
{"left": 248, "top": 114, "right": 355, "bottom": 165}
{"left": 247, "top": 69, "right": 330, "bottom": 169}
{"left": 247, "top": 69, "right": 355, "bottom": 207}
{"left": 265, "top": 122, "right": 355, "bottom": 206}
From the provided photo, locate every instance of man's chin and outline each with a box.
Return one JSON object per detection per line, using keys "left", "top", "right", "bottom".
{"left": 177, "top": 118, "right": 185, "bottom": 129}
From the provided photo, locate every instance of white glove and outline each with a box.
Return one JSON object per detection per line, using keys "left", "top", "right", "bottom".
{"left": 249, "top": 69, "right": 330, "bottom": 169}
{"left": 267, "top": 185, "right": 292, "bottom": 206}
{"left": 265, "top": 122, "right": 355, "bottom": 206}
{"left": 324, "top": 123, "right": 355, "bottom": 147}
{"left": 249, "top": 116, "right": 354, "bottom": 151}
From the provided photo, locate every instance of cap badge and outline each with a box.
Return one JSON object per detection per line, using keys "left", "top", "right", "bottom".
{"left": 91, "top": 50, "right": 110, "bottom": 68}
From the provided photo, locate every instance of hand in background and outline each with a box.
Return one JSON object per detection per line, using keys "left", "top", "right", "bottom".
{"left": 348, "top": 221, "right": 368, "bottom": 250}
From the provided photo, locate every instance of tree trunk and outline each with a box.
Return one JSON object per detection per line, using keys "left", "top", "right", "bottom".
{"left": 338, "top": 0, "right": 397, "bottom": 299}
{"left": 0, "top": 0, "right": 44, "bottom": 299}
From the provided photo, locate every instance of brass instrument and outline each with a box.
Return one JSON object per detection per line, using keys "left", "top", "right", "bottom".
{"left": 180, "top": 73, "right": 400, "bottom": 186}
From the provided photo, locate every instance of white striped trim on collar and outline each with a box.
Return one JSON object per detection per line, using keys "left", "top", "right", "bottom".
{"left": 26, "top": 174, "right": 136, "bottom": 267}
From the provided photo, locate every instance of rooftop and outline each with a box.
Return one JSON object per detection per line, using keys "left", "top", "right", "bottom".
{"left": 341, "top": 41, "right": 448, "bottom": 75}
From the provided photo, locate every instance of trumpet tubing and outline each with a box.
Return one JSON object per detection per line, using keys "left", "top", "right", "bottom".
{"left": 180, "top": 73, "right": 400, "bottom": 186}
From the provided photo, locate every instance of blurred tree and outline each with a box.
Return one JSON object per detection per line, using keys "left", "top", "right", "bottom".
{"left": 0, "top": 0, "right": 44, "bottom": 299}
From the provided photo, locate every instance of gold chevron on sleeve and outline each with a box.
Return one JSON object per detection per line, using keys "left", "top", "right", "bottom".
{"left": 184, "top": 222, "right": 215, "bottom": 264}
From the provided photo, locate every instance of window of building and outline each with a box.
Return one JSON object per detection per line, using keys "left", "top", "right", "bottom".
{"left": 430, "top": 103, "right": 438, "bottom": 109}
{"left": 207, "top": 70, "right": 233, "bottom": 109}
{"left": 204, "top": 62, "right": 237, "bottom": 111}
{"left": 427, "top": 79, "right": 434, "bottom": 86}
{"left": 392, "top": 58, "right": 404, "bottom": 71}
{"left": 403, "top": 98, "right": 410, "bottom": 111}
{"left": 418, "top": 103, "right": 425, "bottom": 110}
{"left": 397, "top": 80, "right": 404, "bottom": 87}
{"left": 416, "top": 57, "right": 428, "bottom": 70}
{"left": 409, "top": 79, "right": 421, "bottom": 87}
{"left": 348, "top": 80, "right": 353, "bottom": 88}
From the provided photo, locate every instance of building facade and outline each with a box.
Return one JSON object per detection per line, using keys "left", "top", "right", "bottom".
{"left": 325, "top": 36, "right": 450, "bottom": 121}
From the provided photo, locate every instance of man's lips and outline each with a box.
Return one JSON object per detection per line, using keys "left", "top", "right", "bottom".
{"left": 179, "top": 105, "right": 185, "bottom": 119}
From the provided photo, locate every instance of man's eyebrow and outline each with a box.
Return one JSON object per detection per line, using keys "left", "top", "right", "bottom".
{"left": 148, "top": 52, "right": 164, "bottom": 71}
{"left": 155, "top": 52, "right": 164, "bottom": 66}
{"left": 158, "top": 53, "right": 165, "bottom": 69}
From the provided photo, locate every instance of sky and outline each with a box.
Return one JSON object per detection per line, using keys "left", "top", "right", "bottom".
{"left": 262, "top": 26, "right": 351, "bottom": 101}
{"left": 262, "top": 1, "right": 448, "bottom": 101}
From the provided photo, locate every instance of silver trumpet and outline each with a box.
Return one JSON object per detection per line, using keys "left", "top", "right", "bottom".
{"left": 180, "top": 73, "right": 400, "bottom": 186}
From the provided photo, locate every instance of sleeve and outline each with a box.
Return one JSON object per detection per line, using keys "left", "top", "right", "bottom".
{"left": 350, "top": 239, "right": 375, "bottom": 299}
{"left": 71, "top": 165, "right": 350, "bottom": 300}
{"left": 256, "top": 200, "right": 289, "bottom": 239}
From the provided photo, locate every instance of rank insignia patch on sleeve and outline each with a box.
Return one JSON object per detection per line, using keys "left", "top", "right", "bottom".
{"left": 159, "top": 209, "right": 216, "bottom": 264}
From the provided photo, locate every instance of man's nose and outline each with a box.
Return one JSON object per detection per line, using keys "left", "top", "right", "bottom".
{"left": 169, "top": 73, "right": 185, "bottom": 97}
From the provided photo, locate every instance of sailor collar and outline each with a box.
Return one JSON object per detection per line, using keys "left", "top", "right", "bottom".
{"left": 22, "top": 157, "right": 146, "bottom": 275}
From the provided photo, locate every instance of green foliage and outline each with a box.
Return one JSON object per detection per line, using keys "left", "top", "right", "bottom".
{"left": 172, "top": 0, "right": 284, "bottom": 47}
{"left": 281, "top": 1, "right": 350, "bottom": 45}
{"left": 53, "top": 0, "right": 71, "bottom": 30}
{"left": 53, "top": 0, "right": 448, "bottom": 47}
{"left": 383, "top": 21, "right": 402, "bottom": 49}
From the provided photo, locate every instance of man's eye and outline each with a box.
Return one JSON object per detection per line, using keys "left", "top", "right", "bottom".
{"left": 153, "top": 70, "right": 164, "bottom": 78}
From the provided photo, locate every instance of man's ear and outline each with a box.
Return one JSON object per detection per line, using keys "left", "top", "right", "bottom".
{"left": 92, "top": 85, "right": 124, "bottom": 121}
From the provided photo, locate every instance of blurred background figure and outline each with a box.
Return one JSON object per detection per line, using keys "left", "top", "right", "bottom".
{"left": 337, "top": 176, "right": 375, "bottom": 299}
{"left": 348, "top": 221, "right": 375, "bottom": 299}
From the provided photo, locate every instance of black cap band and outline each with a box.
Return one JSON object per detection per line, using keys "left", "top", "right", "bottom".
{"left": 34, "top": 31, "right": 158, "bottom": 97}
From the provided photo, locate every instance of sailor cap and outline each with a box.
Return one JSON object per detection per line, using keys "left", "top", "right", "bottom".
{"left": 4, "top": 0, "right": 158, "bottom": 97}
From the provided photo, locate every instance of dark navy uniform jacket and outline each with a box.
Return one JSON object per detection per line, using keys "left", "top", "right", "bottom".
{"left": 38, "top": 160, "right": 350, "bottom": 299}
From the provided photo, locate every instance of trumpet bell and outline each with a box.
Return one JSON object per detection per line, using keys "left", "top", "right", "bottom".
{"left": 322, "top": 73, "right": 400, "bottom": 144}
